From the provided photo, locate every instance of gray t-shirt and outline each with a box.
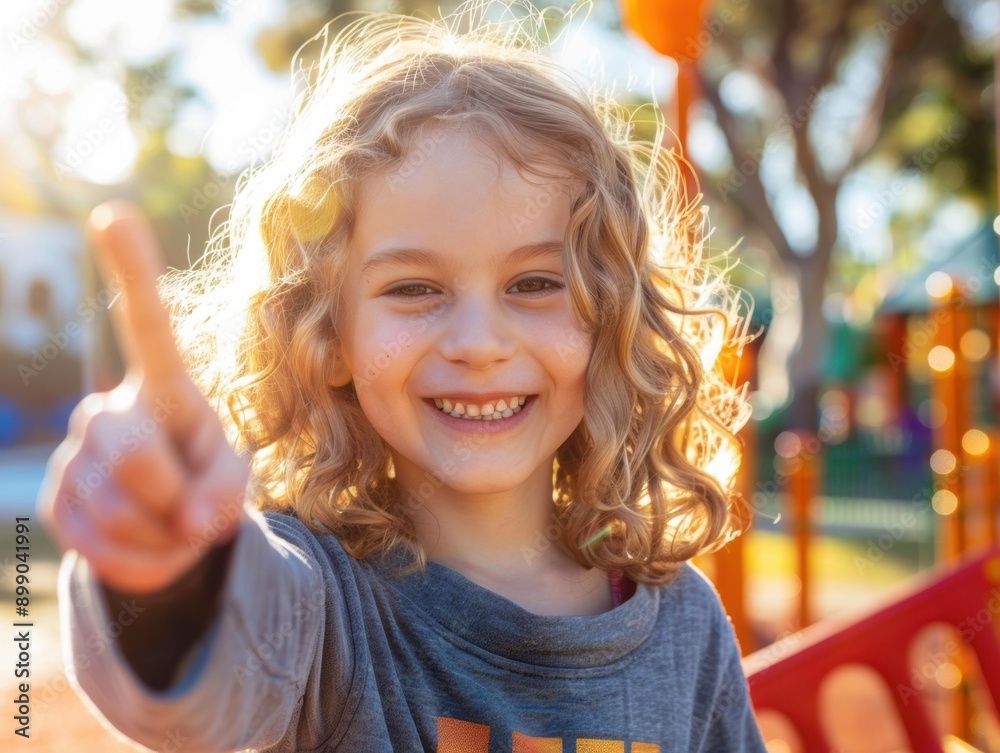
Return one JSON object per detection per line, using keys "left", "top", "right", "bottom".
{"left": 60, "top": 506, "right": 768, "bottom": 752}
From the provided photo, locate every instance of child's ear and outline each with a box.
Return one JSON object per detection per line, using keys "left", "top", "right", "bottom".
{"left": 328, "top": 350, "right": 353, "bottom": 388}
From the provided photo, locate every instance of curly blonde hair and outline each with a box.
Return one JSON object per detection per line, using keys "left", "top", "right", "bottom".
{"left": 160, "top": 0, "right": 755, "bottom": 585}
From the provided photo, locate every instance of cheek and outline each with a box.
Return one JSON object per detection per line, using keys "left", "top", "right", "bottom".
{"left": 355, "top": 388, "right": 391, "bottom": 432}
{"left": 350, "top": 307, "right": 424, "bottom": 380}
{"left": 539, "top": 317, "right": 593, "bottom": 381}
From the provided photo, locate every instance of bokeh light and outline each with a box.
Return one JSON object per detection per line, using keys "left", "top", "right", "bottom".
{"left": 932, "top": 489, "right": 959, "bottom": 515}
{"left": 774, "top": 431, "right": 802, "bottom": 459}
{"left": 929, "top": 449, "right": 957, "bottom": 475}
{"left": 924, "top": 271, "right": 953, "bottom": 299}
{"left": 927, "top": 345, "right": 955, "bottom": 373}
{"left": 959, "top": 328, "right": 990, "bottom": 362}
{"left": 935, "top": 662, "right": 962, "bottom": 689}
{"left": 962, "top": 429, "right": 989, "bottom": 457}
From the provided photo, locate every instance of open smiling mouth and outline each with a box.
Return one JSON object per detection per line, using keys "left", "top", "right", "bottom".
{"left": 426, "top": 395, "right": 536, "bottom": 420}
{"left": 421, "top": 395, "right": 539, "bottom": 431}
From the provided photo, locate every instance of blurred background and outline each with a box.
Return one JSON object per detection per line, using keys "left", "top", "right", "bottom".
{"left": 0, "top": 0, "right": 998, "bottom": 750}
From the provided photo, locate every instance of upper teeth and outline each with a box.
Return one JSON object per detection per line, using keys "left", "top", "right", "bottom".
{"left": 433, "top": 395, "right": 528, "bottom": 420}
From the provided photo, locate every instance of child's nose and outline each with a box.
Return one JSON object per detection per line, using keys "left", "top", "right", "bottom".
{"left": 436, "top": 295, "right": 517, "bottom": 367}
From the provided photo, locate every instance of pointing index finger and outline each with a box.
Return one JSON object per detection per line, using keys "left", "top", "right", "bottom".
{"left": 88, "top": 201, "right": 188, "bottom": 385}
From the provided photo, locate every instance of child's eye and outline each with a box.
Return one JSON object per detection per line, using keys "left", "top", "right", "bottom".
{"left": 384, "top": 278, "right": 563, "bottom": 300}
{"left": 385, "top": 283, "right": 436, "bottom": 299}
{"left": 511, "top": 277, "right": 563, "bottom": 297}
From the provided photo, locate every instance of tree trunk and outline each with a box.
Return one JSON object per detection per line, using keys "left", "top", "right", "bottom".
{"left": 785, "top": 253, "right": 831, "bottom": 432}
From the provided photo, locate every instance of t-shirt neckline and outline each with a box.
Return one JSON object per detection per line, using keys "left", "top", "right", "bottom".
{"left": 373, "top": 552, "right": 660, "bottom": 669}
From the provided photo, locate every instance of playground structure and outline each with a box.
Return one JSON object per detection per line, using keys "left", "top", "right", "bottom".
{"left": 733, "top": 271, "right": 1000, "bottom": 751}
{"left": 619, "top": 0, "right": 1000, "bottom": 749}
{"left": 745, "top": 544, "right": 1000, "bottom": 752}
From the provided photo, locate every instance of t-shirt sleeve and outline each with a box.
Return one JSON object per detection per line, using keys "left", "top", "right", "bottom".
{"left": 58, "top": 505, "right": 349, "bottom": 753}
{"left": 686, "top": 568, "right": 769, "bottom": 752}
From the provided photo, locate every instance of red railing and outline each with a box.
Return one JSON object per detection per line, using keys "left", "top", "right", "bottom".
{"left": 744, "top": 545, "right": 1000, "bottom": 752}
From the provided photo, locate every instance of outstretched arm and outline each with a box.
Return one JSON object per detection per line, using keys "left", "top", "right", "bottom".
{"left": 40, "top": 202, "right": 339, "bottom": 752}
{"left": 61, "top": 507, "right": 332, "bottom": 753}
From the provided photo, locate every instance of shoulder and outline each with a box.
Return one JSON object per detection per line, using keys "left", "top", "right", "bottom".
{"left": 655, "top": 560, "right": 741, "bottom": 654}
{"left": 255, "top": 507, "right": 371, "bottom": 584}
{"left": 658, "top": 560, "right": 729, "bottom": 620}
{"left": 257, "top": 507, "right": 341, "bottom": 554}
{"left": 258, "top": 506, "right": 320, "bottom": 538}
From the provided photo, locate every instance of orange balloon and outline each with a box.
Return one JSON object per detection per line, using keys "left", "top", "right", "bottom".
{"left": 620, "top": 0, "right": 715, "bottom": 62}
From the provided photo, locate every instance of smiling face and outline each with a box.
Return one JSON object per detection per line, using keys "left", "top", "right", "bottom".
{"left": 332, "top": 126, "right": 593, "bottom": 504}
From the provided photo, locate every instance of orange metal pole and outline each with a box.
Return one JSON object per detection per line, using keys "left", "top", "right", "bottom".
{"left": 962, "top": 428, "right": 996, "bottom": 552}
{"left": 994, "top": 12, "right": 1000, "bottom": 550}
{"left": 675, "top": 60, "right": 699, "bottom": 198}
{"left": 989, "top": 428, "right": 1000, "bottom": 547}
{"left": 782, "top": 430, "right": 818, "bottom": 630}
{"left": 928, "top": 281, "right": 976, "bottom": 741}
{"left": 715, "top": 339, "right": 759, "bottom": 654}
{"left": 929, "top": 282, "right": 969, "bottom": 564}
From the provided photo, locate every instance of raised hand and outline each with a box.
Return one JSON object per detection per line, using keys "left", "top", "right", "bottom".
{"left": 37, "top": 200, "right": 249, "bottom": 594}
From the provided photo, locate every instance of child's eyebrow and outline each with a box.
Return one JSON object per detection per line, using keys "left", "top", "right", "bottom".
{"left": 360, "top": 240, "right": 564, "bottom": 275}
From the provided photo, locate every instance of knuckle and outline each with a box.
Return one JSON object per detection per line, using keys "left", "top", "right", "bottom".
{"left": 42, "top": 438, "right": 76, "bottom": 485}
{"left": 67, "top": 392, "right": 107, "bottom": 438}
{"left": 38, "top": 455, "right": 81, "bottom": 523}
{"left": 35, "top": 491, "right": 56, "bottom": 531}
{"left": 56, "top": 455, "right": 94, "bottom": 510}
{"left": 80, "top": 411, "right": 122, "bottom": 456}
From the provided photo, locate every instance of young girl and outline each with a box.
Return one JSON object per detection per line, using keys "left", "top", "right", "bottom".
{"left": 39, "top": 1, "right": 767, "bottom": 750}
